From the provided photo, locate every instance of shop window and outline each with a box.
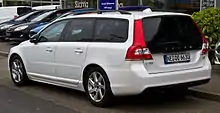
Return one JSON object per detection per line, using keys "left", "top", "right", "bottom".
{"left": 142, "top": 0, "right": 200, "bottom": 14}
{"left": 64, "top": 0, "right": 96, "bottom": 8}
{"left": 118, "top": 0, "right": 139, "bottom": 7}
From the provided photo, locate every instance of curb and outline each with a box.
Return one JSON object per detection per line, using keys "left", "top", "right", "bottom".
{"left": 188, "top": 89, "right": 220, "bottom": 102}
{"left": 0, "top": 51, "right": 8, "bottom": 57}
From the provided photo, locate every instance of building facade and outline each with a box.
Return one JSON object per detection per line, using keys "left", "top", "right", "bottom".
{"left": 1, "top": 0, "right": 60, "bottom": 7}
{"left": 62, "top": 0, "right": 218, "bottom": 14}
{"left": 0, "top": 0, "right": 219, "bottom": 14}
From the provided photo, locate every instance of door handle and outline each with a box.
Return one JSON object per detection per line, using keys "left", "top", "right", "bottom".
{"left": 74, "top": 49, "right": 83, "bottom": 53}
{"left": 45, "top": 48, "right": 53, "bottom": 52}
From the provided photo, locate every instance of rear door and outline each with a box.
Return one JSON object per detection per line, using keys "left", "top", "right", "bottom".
{"left": 142, "top": 15, "right": 204, "bottom": 74}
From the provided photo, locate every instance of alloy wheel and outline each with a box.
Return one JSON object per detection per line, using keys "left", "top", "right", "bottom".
{"left": 11, "top": 59, "right": 23, "bottom": 83}
{"left": 87, "top": 71, "right": 106, "bottom": 102}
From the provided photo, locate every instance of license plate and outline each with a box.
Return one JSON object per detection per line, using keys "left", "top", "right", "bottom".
{"left": 164, "top": 53, "right": 190, "bottom": 64}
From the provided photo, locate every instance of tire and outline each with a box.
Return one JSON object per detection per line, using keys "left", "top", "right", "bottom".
{"left": 9, "top": 55, "right": 30, "bottom": 86}
{"left": 84, "top": 67, "right": 113, "bottom": 107}
{"left": 165, "top": 86, "right": 188, "bottom": 97}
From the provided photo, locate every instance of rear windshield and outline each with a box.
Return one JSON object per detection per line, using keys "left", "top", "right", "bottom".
{"left": 142, "top": 15, "right": 202, "bottom": 53}
{"left": 14, "top": 11, "right": 37, "bottom": 21}
{"left": 31, "top": 10, "right": 55, "bottom": 22}
{"left": 17, "top": 7, "right": 32, "bottom": 15}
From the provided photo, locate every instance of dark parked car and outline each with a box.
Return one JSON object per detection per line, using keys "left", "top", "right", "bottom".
{"left": 5, "top": 8, "right": 74, "bottom": 42}
{"left": 29, "top": 8, "right": 96, "bottom": 37}
{"left": 0, "top": 10, "right": 45, "bottom": 40}
{"left": 215, "top": 41, "right": 220, "bottom": 64}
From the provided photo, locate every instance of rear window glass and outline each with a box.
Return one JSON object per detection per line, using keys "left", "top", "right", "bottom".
{"left": 94, "top": 18, "right": 129, "bottom": 43}
{"left": 142, "top": 15, "right": 203, "bottom": 53}
{"left": 17, "top": 7, "right": 32, "bottom": 15}
{"left": 31, "top": 10, "right": 55, "bottom": 22}
{"left": 14, "top": 11, "right": 43, "bottom": 21}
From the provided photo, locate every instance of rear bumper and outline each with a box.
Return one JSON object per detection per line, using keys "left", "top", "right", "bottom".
{"left": 106, "top": 58, "right": 211, "bottom": 96}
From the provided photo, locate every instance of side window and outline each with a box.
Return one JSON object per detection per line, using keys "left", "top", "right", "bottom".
{"left": 63, "top": 19, "right": 94, "bottom": 42}
{"left": 94, "top": 19, "right": 129, "bottom": 42}
{"left": 39, "top": 20, "right": 69, "bottom": 42}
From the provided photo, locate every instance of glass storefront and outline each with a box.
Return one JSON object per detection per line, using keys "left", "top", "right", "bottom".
{"left": 2, "top": 0, "right": 60, "bottom": 7}
{"left": 62, "top": 0, "right": 140, "bottom": 9}
{"left": 142, "top": 0, "right": 200, "bottom": 14}
{"left": 63, "top": 0, "right": 200, "bottom": 14}
{"left": 0, "top": 0, "right": 211, "bottom": 14}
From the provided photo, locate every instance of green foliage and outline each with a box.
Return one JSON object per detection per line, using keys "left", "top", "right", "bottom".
{"left": 192, "top": 8, "right": 220, "bottom": 63}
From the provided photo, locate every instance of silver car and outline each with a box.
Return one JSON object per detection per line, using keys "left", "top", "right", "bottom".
{"left": 215, "top": 41, "right": 220, "bottom": 64}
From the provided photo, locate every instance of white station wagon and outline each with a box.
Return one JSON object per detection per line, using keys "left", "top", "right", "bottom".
{"left": 8, "top": 8, "right": 211, "bottom": 107}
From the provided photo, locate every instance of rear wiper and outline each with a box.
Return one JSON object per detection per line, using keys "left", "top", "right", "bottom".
{"left": 156, "top": 41, "right": 181, "bottom": 45}
{"left": 109, "top": 34, "right": 125, "bottom": 39}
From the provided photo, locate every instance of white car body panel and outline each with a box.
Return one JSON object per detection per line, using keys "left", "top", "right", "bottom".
{"left": 55, "top": 42, "right": 90, "bottom": 83}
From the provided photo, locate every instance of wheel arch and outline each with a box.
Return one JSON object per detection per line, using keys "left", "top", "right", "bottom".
{"left": 8, "top": 52, "right": 28, "bottom": 73}
{"left": 82, "top": 63, "right": 108, "bottom": 89}
{"left": 9, "top": 53, "right": 21, "bottom": 64}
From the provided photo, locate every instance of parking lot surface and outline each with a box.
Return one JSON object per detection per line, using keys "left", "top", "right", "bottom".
{"left": 0, "top": 56, "right": 220, "bottom": 113}
{"left": 0, "top": 40, "right": 14, "bottom": 53}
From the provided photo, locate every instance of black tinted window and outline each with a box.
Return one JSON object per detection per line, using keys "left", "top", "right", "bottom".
{"left": 94, "top": 19, "right": 128, "bottom": 43}
{"left": 17, "top": 7, "right": 32, "bottom": 15}
{"left": 63, "top": 19, "right": 94, "bottom": 42}
{"left": 142, "top": 16, "right": 202, "bottom": 53}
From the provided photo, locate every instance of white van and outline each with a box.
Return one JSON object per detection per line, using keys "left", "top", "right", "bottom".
{"left": 32, "top": 5, "right": 60, "bottom": 10}
{"left": 0, "top": 6, "right": 32, "bottom": 24}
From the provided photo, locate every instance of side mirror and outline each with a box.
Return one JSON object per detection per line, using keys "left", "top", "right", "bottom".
{"left": 29, "top": 31, "right": 37, "bottom": 38}
{"left": 30, "top": 34, "right": 38, "bottom": 44}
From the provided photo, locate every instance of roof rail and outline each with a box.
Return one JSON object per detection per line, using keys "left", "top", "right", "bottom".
{"left": 152, "top": 9, "right": 188, "bottom": 13}
{"left": 73, "top": 11, "right": 96, "bottom": 15}
{"left": 96, "top": 10, "right": 132, "bottom": 15}
{"left": 119, "top": 6, "right": 150, "bottom": 11}
{"left": 71, "top": 10, "right": 132, "bottom": 16}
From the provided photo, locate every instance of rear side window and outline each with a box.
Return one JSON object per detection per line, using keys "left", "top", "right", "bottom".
{"left": 142, "top": 15, "right": 202, "bottom": 53}
{"left": 94, "top": 19, "right": 129, "bottom": 43}
{"left": 63, "top": 19, "right": 94, "bottom": 42}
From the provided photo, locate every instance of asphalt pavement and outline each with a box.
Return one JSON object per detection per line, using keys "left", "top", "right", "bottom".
{"left": 1, "top": 53, "right": 220, "bottom": 113}
{"left": 0, "top": 85, "right": 77, "bottom": 113}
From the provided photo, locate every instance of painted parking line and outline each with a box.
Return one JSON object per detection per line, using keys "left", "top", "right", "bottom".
{"left": 0, "top": 51, "right": 8, "bottom": 57}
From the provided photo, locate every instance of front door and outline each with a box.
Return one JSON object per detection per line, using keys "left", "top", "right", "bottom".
{"left": 24, "top": 20, "right": 69, "bottom": 77}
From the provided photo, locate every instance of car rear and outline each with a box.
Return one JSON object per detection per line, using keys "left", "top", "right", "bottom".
{"left": 108, "top": 12, "right": 211, "bottom": 96}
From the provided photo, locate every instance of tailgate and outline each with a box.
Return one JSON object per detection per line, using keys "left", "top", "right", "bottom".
{"left": 141, "top": 15, "right": 204, "bottom": 74}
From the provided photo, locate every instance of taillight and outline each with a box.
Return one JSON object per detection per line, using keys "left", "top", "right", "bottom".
{"left": 125, "top": 20, "right": 153, "bottom": 61}
{"left": 192, "top": 18, "right": 208, "bottom": 55}
{"left": 14, "top": 15, "right": 17, "bottom": 19}
{"left": 202, "top": 35, "right": 209, "bottom": 55}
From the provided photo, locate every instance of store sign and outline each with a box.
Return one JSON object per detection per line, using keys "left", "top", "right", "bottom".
{"left": 99, "top": 0, "right": 116, "bottom": 10}
{"left": 75, "top": 1, "right": 89, "bottom": 8}
{"left": 200, "top": 0, "right": 216, "bottom": 10}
